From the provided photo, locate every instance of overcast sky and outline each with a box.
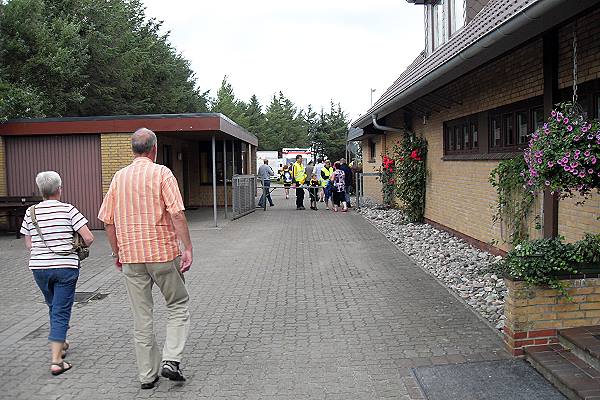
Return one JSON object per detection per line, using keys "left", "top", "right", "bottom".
{"left": 142, "top": 0, "right": 425, "bottom": 122}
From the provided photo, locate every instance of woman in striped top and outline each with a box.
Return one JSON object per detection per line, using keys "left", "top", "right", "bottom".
{"left": 20, "top": 171, "right": 94, "bottom": 376}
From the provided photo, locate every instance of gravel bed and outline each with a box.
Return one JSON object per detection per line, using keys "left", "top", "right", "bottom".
{"left": 357, "top": 200, "right": 506, "bottom": 329}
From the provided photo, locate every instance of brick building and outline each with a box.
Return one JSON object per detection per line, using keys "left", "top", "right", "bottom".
{"left": 0, "top": 113, "right": 258, "bottom": 229}
{"left": 351, "top": 0, "right": 600, "bottom": 252}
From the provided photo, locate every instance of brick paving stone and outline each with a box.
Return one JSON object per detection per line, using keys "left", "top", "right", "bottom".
{"left": 0, "top": 192, "right": 510, "bottom": 399}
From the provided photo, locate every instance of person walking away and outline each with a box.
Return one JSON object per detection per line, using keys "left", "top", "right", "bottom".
{"left": 340, "top": 158, "right": 353, "bottom": 208}
{"left": 20, "top": 171, "right": 94, "bottom": 376}
{"left": 330, "top": 162, "right": 348, "bottom": 212}
{"left": 292, "top": 155, "right": 306, "bottom": 210}
{"left": 320, "top": 160, "right": 334, "bottom": 210}
{"left": 305, "top": 161, "right": 314, "bottom": 186}
{"left": 98, "top": 128, "right": 193, "bottom": 389}
{"left": 257, "top": 159, "right": 275, "bottom": 208}
{"left": 314, "top": 158, "right": 325, "bottom": 202}
{"left": 281, "top": 165, "right": 293, "bottom": 199}
{"left": 308, "top": 174, "right": 320, "bottom": 210}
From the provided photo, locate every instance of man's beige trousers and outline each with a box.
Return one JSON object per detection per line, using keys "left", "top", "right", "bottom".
{"left": 122, "top": 257, "right": 190, "bottom": 383}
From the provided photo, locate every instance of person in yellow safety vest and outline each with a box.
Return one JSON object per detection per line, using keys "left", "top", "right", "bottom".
{"left": 320, "top": 160, "right": 334, "bottom": 210}
{"left": 292, "top": 154, "right": 306, "bottom": 210}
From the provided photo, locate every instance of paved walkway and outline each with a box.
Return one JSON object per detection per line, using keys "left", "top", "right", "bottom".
{"left": 0, "top": 192, "right": 508, "bottom": 399}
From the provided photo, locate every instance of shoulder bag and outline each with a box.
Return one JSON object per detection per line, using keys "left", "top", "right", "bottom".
{"left": 28, "top": 205, "right": 89, "bottom": 261}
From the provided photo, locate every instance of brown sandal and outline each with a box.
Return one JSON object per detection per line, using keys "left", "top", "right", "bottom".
{"left": 51, "top": 361, "right": 72, "bottom": 376}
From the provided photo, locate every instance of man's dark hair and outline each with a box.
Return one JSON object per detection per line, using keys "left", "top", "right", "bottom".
{"left": 295, "top": 155, "right": 302, "bottom": 160}
{"left": 317, "top": 158, "right": 323, "bottom": 163}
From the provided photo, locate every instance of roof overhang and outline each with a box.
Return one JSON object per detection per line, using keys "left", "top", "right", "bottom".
{"left": 0, "top": 113, "right": 258, "bottom": 146}
{"left": 352, "top": 0, "right": 599, "bottom": 129}
{"left": 405, "top": 0, "right": 434, "bottom": 4}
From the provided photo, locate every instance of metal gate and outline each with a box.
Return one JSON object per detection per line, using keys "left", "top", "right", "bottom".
{"left": 5, "top": 135, "right": 104, "bottom": 229}
{"left": 231, "top": 175, "right": 256, "bottom": 220}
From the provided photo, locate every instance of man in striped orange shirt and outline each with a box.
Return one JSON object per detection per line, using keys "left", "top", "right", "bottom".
{"left": 98, "top": 128, "right": 193, "bottom": 389}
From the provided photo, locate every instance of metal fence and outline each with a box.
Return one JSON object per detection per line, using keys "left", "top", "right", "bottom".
{"left": 231, "top": 175, "right": 257, "bottom": 220}
{"left": 355, "top": 172, "right": 364, "bottom": 209}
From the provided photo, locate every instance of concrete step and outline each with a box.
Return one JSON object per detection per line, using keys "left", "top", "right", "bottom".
{"left": 560, "top": 326, "right": 600, "bottom": 372}
{"left": 525, "top": 344, "right": 600, "bottom": 400}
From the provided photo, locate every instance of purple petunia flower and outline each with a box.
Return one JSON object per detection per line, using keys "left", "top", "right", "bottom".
{"left": 547, "top": 161, "right": 554, "bottom": 168}
{"left": 545, "top": 180, "right": 550, "bottom": 186}
{"left": 584, "top": 150, "right": 591, "bottom": 157}
{"left": 579, "top": 172, "right": 586, "bottom": 178}
{"left": 567, "top": 125, "right": 573, "bottom": 132}
{"left": 570, "top": 162, "right": 579, "bottom": 168}
{"left": 589, "top": 134, "right": 595, "bottom": 140}
{"left": 582, "top": 126, "right": 588, "bottom": 133}
{"left": 551, "top": 111, "right": 557, "bottom": 117}
{"left": 589, "top": 169, "right": 594, "bottom": 174}
{"left": 592, "top": 157, "right": 597, "bottom": 164}
{"left": 564, "top": 118, "right": 569, "bottom": 124}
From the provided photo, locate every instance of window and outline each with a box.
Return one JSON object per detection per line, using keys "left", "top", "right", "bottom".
{"left": 516, "top": 111, "right": 528, "bottom": 144}
{"left": 432, "top": 0, "right": 448, "bottom": 50}
{"left": 428, "top": 0, "right": 464, "bottom": 53}
{"left": 488, "top": 98, "right": 542, "bottom": 151}
{"left": 369, "top": 139, "right": 376, "bottom": 161}
{"left": 444, "top": 116, "right": 478, "bottom": 155}
{"left": 532, "top": 107, "right": 545, "bottom": 130}
{"left": 450, "top": 0, "right": 465, "bottom": 34}
{"left": 490, "top": 116, "right": 501, "bottom": 148}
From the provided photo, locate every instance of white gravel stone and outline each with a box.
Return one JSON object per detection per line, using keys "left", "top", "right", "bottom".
{"left": 357, "top": 202, "right": 506, "bottom": 328}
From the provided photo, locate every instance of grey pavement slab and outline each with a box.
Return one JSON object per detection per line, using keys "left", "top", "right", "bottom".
{"left": 0, "top": 191, "right": 513, "bottom": 399}
{"left": 413, "top": 359, "right": 566, "bottom": 400}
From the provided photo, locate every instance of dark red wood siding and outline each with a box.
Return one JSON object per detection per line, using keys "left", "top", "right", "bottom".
{"left": 6, "top": 135, "right": 103, "bottom": 229}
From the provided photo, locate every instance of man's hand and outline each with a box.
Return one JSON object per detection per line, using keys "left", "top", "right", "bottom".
{"left": 180, "top": 249, "right": 193, "bottom": 273}
{"left": 115, "top": 258, "right": 123, "bottom": 271}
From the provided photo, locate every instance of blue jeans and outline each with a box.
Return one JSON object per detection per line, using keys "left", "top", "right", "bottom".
{"left": 324, "top": 185, "right": 332, "bottom": 203}
{"left": 258, "top": 179, "right": 274, "bottom": 207}
{"left": 33, "top": 268, "right": 79, "bottom": 342}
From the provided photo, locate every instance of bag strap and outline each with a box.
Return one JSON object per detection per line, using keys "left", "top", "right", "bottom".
{"left": 28, "top": 205, "right": 73, "bottom": 256}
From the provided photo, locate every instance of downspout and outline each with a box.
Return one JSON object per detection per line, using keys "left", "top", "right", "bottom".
{"left": 371, "top": 114, "right": 405, "bottom": 134}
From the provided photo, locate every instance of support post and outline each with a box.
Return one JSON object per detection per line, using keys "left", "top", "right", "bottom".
{"left": 212, "top": 134, "right": 217, "bottom": 228}
{"left": 542, "top": 30, "right": 559, "bottom": 238}
{"left": 232, "top": 140, "right": 236, "bottom": 176}
{"left": 223, "top": 139, "right": 228, "bottom": 219}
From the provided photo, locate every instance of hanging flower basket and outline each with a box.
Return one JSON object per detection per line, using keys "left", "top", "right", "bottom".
{"left": 523, "top": 102, "right": 600, "bottom": 198}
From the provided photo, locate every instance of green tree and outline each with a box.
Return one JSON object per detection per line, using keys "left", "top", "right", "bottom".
{"left": 262, "top": 92, "right": 309, "bottom": 151}
{"left": 211, "top": 76, "right": 248, "bottom": 127}
{"left": 245, "top": 94, "right": 265, "bottom": 141}
{"left": 311, "top": 102, "right": 350, "bottom": 161}
{"left": 0, "top": 0, "right": 209, "bottom": 120}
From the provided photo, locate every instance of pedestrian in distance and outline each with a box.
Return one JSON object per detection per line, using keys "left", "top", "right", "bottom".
{"left": 314, "top": 158, "right": 325, "bottom": 202}
{"left": 331, "top": 161, "right": 348, "bottom": 212}
{"left": 308, "top": 174, "right": 320, "bottom": 210}
{"left": 20, "top": 171, "right": 94, "bottom": 376}
{"left": 292, "top": 154, "right": 307, "bottom": 210}
{"left": 340, "top": 158, "right": 353, "bottom": 208}
{"left": 305, "top": 160, "right": 314, "bottom": 186}
{"left": 320, "top": 159, "right": 334, "bottom": 210}
{"left": 281, "top": 165, "right": 293, "bottom": 199}
{"left": 257, "top": 159, "right": 275, "bottom": 208}
{"left": 98, "top": 128, "right": 193, "bottom": 389}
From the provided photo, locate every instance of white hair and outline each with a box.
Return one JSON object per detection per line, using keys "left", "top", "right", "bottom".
{"left": 35, "top": 171, "right": 62, "bottom": 199}
{"left": 132, "top": 128, "right": 157, "bottom": 154}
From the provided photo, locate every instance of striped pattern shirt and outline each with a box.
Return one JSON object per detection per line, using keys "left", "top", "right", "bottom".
{"left": 97, "top": 157, "right": 185, "bottom": 264}
{"left": 20, "top": 200, "right": 88, "bottom": 270}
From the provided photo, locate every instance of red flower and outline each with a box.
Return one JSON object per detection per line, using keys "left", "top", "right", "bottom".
{"left": 410, "top": 149, "right": 422, "bottom": 161}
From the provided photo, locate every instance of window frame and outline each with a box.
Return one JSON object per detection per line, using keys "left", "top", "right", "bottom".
{"left": 487, "top": 97, "right": 542, "bottom": 153}
{"left": 443, "top": 115, "right": 479, "bottom": 155}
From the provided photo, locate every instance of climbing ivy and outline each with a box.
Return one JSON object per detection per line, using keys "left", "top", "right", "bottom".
{"left": 489, "top": 157, "right": 537, "bottom": 245}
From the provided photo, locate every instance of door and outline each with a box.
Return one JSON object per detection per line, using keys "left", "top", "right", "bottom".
{"left": 6, "top": 135, "right": 104, "bottom": 229}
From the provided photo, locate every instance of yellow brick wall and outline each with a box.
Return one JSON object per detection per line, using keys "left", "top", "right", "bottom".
{"left": 100, "top": 133, "right": 132, "bottom": 195}
{"left": 504, "top": 277, "right": 600, "bottom": 355}
{"left": 559, "top": 194, "right": 600, "bottom": 242}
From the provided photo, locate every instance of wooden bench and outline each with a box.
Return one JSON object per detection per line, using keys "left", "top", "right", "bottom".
{"left": 0, "top": 196, "right": 43, "bottom": 238}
